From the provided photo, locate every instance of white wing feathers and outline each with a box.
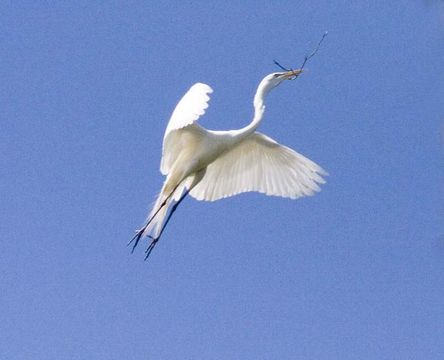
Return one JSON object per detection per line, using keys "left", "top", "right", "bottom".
{"left": 160, "top": 83, "right": 213, "bottom": 175}
{"left": 163, "top": 83, "right": 213, "bottom": 137}
{"left": 190, "top": 132, "right": 327, "bottom": 201}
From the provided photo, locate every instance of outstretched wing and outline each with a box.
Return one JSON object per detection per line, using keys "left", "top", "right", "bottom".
{"left": 160, "top": 83, "right": 213, "bottom": 175}
{"left": 190, "top": 132, "right": 327, "bottom": 201}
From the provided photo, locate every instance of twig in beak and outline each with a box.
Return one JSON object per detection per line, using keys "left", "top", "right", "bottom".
{"left": 299, "top": 31, "right": 328, "bottom": 71}
{"left": 273, "top": 31, "right": 328, "bottom": 78}
{"left": 273, "top": 60, "right": 292, "bottom": 72}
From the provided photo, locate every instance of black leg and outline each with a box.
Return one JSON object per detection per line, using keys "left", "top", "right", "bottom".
{"left": 129, "top": 228, "right": 145, "bottom": 253}
{"left": 144, "top": 189, "right": 190, "bottom": 261}
{"left": 128, "top": 183, "right": 182, "bottom": 251}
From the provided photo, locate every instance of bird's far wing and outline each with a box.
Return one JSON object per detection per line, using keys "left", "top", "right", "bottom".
{"left": 189, "top": 132, "right": 327, "bottom": 201}
{"left": 164, "top": 83, "right": 213, "bottom": 136}
{"left": 160, "top": 83, "right": 213, "bottom": 175}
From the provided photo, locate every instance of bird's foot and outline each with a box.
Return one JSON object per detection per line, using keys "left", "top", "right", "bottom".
{"left": 128, "top": 227, "right": 146, "bottom": 253}
{"left": 144, "top": 236, "right": 159, "bottom": 261}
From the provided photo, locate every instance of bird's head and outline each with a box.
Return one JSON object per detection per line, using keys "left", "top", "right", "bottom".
{"left": 253, "top": 68, "right": 304, "bottom": 108}
{"left": 261, "top": 68, "right": 303, "bottom": 92}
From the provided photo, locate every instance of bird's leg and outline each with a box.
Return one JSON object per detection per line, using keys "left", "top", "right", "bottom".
{"left": 130, "top": 226, "right": 148, "bottom": 254}
{"left": 144, "top": 188, "right": 190, "bottom": 261}
{"left": 128, "top": 182, "right": 182, "bottom": 252}
{"left": 143, "top": 235, "right": 158, "bottom": 260}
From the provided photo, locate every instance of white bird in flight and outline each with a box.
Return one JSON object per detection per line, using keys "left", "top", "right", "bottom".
{"left": 130, "top": 68, "right": 327, "bottom": 259}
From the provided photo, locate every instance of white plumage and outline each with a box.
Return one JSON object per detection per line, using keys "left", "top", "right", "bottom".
{"left": 130, "top": 69, "right": 327, "bottom": 259}
{"left": 190, "top": 132, "right": 326, "bottom": 201}
{"left": 161, "top": 83, "right": 213, "bottom": 175}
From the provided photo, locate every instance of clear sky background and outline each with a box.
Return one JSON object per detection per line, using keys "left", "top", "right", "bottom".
{"left": 1, "top": 1, "right": 444, "bottom": 359}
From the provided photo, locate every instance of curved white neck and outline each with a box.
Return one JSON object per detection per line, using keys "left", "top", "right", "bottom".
{"left": 230, "top": 77, "right": 275, "bottom": 141}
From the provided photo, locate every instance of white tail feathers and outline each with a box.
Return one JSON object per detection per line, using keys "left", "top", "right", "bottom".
{"left": 142, "top": 194, "right": 169, "bottom": 239}
{"left": 143, "top": 179, "right": 192, "bottom": 239}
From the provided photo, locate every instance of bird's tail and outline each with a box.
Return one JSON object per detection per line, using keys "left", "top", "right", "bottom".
{"left": 129, "top": 178, "right": 192, "bottom": 257}
{"left": 129, "top": 190, "right": 171, "bottom": 253}
{"left": 143, "top": 190, "right": 171, "bottom": 239}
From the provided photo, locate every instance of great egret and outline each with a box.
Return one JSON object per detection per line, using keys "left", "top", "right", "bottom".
{"left": 131, "top": 68, "right": 327, "bottom": 259}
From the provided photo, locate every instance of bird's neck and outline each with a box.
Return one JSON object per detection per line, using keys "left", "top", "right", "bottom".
{"left": 230, "top": 80, "right": 271, "bottom": 141}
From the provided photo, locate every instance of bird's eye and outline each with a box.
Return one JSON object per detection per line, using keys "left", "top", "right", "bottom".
{"left": 273, "top": 74, "right": 281, "bottom": 78}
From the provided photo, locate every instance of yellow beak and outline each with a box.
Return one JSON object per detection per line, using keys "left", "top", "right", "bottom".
{"left": 284, "top": 69, "right": 303, "bottom": 79}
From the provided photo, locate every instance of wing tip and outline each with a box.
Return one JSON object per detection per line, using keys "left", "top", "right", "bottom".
{"left": 193, "top": 82, "right": 213, "bottom": 93}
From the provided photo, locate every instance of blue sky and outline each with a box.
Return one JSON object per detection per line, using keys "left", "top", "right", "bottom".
{"left": 1, "top": 1, "right": 443, "bottom": 359}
